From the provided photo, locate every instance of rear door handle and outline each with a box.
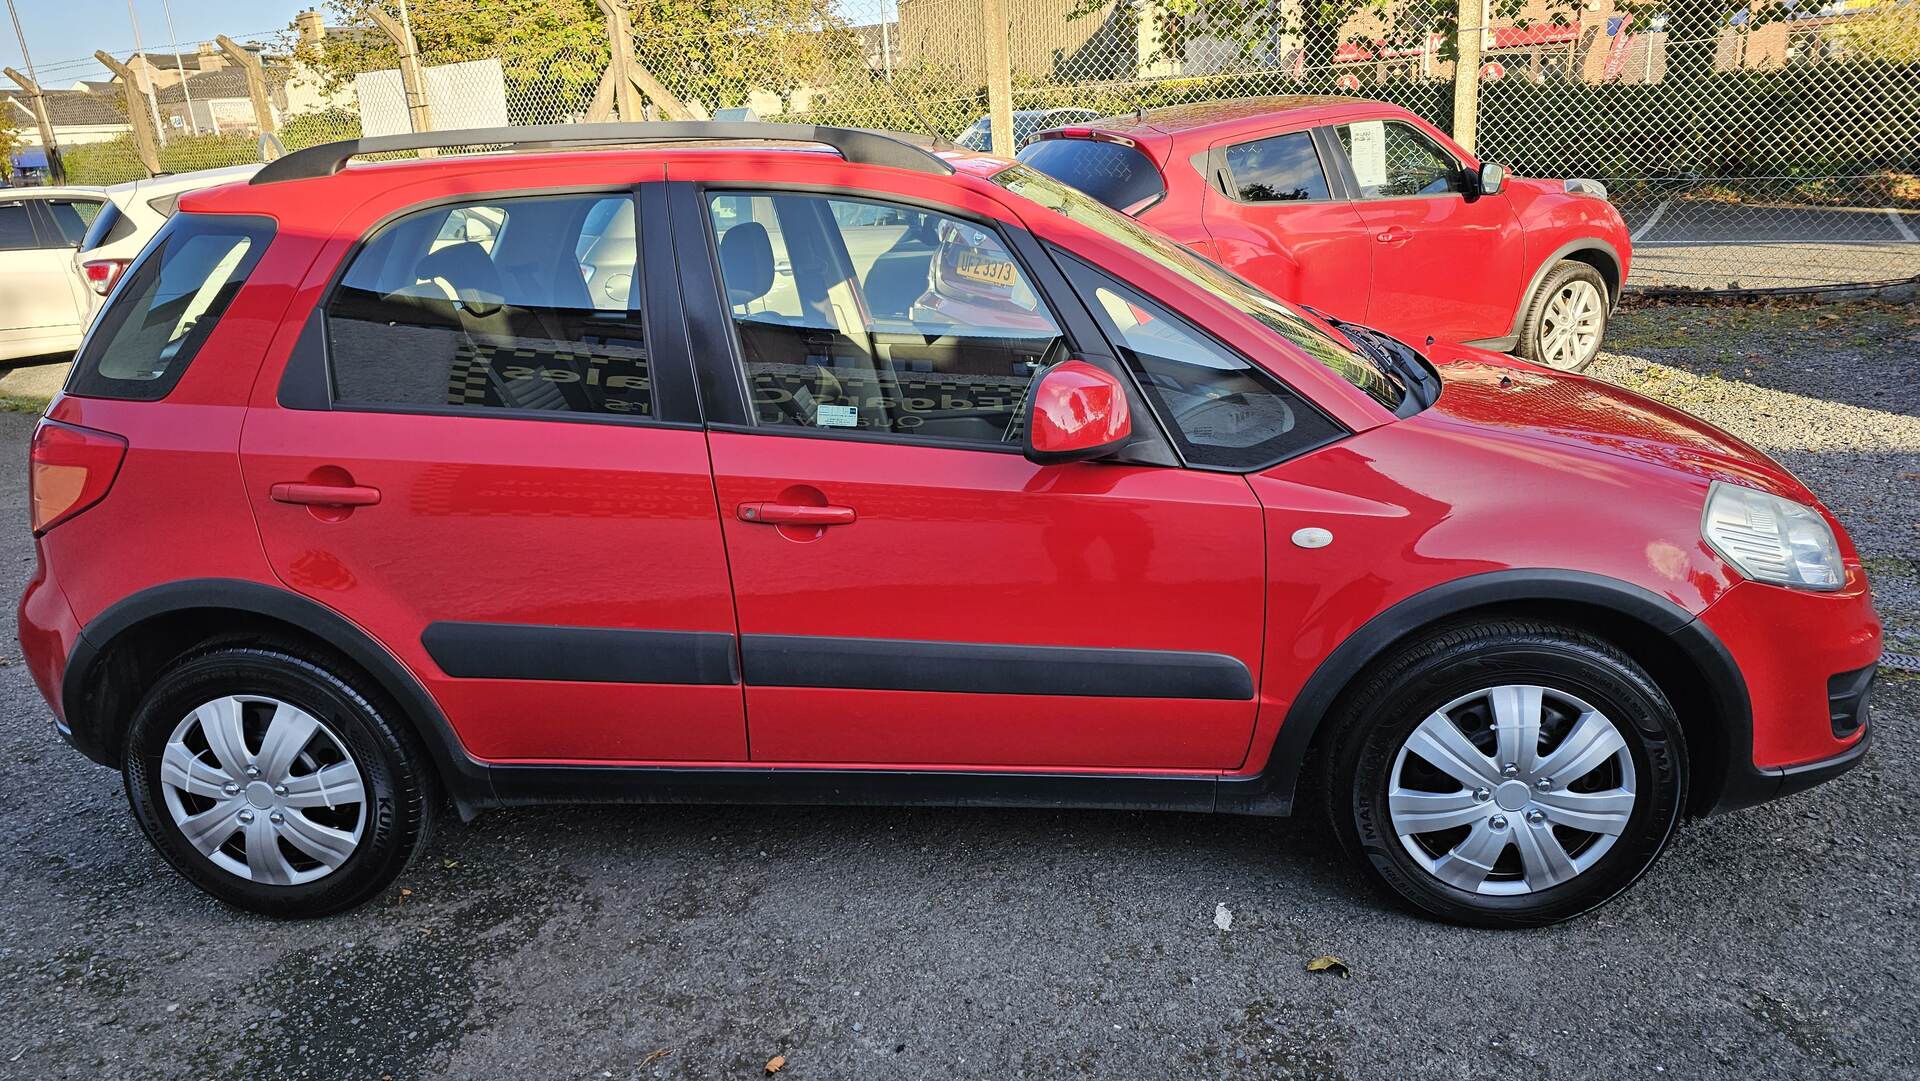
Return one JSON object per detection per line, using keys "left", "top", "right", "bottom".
{"left": 271, "top": 482, "right": 382, "bottom": 507}
{"left": 737, "top": 502, "right": 855, "bottom": 526}
{"left": 1376, "top": 226, "right": 1412, "bottom": 245}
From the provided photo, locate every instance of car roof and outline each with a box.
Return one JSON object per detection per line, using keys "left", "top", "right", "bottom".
{"left": 178, "top": 144, "right": 1014, "bottom": 220}
{"left": 3, "top": 185, "right": 107, "bottom": 199}
{"left": 1088, "top": 95, "right": 1413, "bottom": 141}
{"left": 133, "top": 163, "right": 264, "bottom": 195}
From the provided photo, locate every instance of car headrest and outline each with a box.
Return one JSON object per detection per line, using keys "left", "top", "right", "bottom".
{"left": 414, "top": 242, "right": 505, "bottom": 317}
{"left": 719, "top": 222, "right": 774, "bottom": 307}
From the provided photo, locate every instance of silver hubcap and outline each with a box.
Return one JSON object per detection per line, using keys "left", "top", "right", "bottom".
{"left": 159, "top": 695, "right": 366, "bottom": 886}
{"left": 1388, "top": 685, "right": 1636, "bottom": 896}
{"left": 1539, "top": 279, "right": 1605, "bottom": 370}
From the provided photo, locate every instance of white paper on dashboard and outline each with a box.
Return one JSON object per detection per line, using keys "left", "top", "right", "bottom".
{"left": 1349, "top": 121, "right": 1388, "bottom": 190}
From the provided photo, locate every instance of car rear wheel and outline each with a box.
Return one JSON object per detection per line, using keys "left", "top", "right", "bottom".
{"left": 123, "top": 645, "right": 434, "bottom": 917}
{"left": 1325, "top": 619, "right": 1685, "bottom": 927}
{"left": 1518, "top": 261, "right": 1610, "bottom": 372}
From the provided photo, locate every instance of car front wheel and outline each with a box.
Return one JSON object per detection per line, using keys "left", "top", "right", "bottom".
{"left": 123, "top": 645, "right": 434, "bottom": 917}
{"left": 1518, "top": 260, "right": 1611, "bottom": 372}
{"left": 1326, "top": 619, "right": 1686, "bottom": 927}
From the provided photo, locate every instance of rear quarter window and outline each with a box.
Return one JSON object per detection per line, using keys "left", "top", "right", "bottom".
{"left": 1016, "top": 138, "right": 1166, "bottom": 214}
{"left": 78, "top": 199, "right": 137, "bottom": 253}
{"left": 67, "top": 213, "right": 275, "bottom": 401}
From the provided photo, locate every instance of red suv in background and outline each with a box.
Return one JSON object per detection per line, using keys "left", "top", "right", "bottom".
{"left": 1020, "top": 96, "right": 1630, "bottom": 371}
{"left": 20, "top": 123, "right": 1876, "bottom": 927}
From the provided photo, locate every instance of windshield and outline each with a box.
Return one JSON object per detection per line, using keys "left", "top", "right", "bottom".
{"left": 990, "top": 164, "right": 1406, "bottom": 411}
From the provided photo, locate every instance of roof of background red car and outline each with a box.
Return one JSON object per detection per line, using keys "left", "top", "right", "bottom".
{"left": 1085, "top": 95, "right": 1422, "bottom": 142}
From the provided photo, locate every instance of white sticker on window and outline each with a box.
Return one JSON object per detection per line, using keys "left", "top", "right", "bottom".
{"left": 815, "top": 404, "right": 859, "bottom": 428}
{"left": 1348, "top": 121, "right": 1388, "bottom": 190}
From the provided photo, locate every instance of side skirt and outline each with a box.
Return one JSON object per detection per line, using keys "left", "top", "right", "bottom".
{"left": 481, "top": 764, "right": 1294, "bottom": 817}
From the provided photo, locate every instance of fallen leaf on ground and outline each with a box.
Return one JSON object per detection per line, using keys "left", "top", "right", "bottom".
{"left": 639, "top": 1048, "right": 672, "bottom": 1066}
{"left": 1305, "top": 955, "right": 1350, "bottom": 978}
{"left": 765, "top": 1053, "right": 787, "bottom": 1074}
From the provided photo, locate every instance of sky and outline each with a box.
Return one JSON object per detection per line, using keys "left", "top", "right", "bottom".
{"left": 2, "top": 0, "right": 314, "bottom": 87}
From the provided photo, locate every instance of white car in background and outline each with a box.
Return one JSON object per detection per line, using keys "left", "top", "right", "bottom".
{"left": 72, "top": 164, "right": 262, "bottom": 322}
{"left": 0, "top": 186, "right": 106, "bottom": 364}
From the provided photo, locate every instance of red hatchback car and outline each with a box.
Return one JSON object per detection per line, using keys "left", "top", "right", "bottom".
{"left": 1019, "top": 96, "right": 1631, "bottom": 371}
{"left": 20, "top": 124, "right": 1877, "bottom": 927}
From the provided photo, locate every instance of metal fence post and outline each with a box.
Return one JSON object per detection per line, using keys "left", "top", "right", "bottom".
{"left": 2, "top": 67, "right": 64, "bottom": 183}
{"left": 1451, "top": 0, "right": 1483, "bottom": 155}
{"left": 368, "top": 6, "right": 434, "bottom": 135}
{"left": 981, "top": 0, "right": 1014, "bottom": 156}
{"left": 215, "top": 35, "right": 277, "bottom": 138}
{"left": 93, "top": 50, "right": 162, "bottom": 175}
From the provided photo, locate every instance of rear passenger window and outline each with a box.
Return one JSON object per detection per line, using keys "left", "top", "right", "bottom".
{"left": 326, "top": 192, "right": 648, "bottom": 418}
{"left": 43, "top": 199, "right": 103, "bottom": 245}
{"left": 67, "top": 213, "right": 274, "bottom": 401}
{"left": 0, "top": 201, "right": 37, "bottom": 250}
{"left": 708, "top": 191, "right": 1068, "bottom": 446}
{"left": 1224, "top": 132, "right": 1330, "bottom": 203}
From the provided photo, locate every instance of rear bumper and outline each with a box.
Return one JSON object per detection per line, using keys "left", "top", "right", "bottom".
{"left": 1695, "top": 577, "right": 1881, "bottom": 815}
{"left": 17, "top": 541, "right": 82, "bottom": 739}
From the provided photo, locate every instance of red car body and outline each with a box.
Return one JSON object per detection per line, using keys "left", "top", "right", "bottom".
{"left": 19, "top": 132, "right": 1872, "bottom": 873}
{"left": 1019, "top": 96, "right": 1632, "bottom": 356}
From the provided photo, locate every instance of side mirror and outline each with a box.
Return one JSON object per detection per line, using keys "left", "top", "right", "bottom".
{"left": 1023, "top": 359, "right": 1132, "bottom": 465}
{"left": 1477, "top": 162, "right": 1507, "bottom": 196}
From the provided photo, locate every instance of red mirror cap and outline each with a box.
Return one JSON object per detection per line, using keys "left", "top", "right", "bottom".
{"left": 1025, "top": 359, "right": 1132, "bottom": 465}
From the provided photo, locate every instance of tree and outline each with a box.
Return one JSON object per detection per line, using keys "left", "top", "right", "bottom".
{"left": 0, "top": 106, "right": 22, "bottom": 183}
{"left": 292, "top": 0, "right": 861, "bottom": 117}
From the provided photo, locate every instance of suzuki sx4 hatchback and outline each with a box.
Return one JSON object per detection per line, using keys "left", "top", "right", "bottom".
{"left": 20, "top": 124, "right": 1880, "bottom": 927}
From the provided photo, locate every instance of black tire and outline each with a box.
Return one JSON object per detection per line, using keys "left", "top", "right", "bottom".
{"left": 1515, "top": 260, "right": 1611, "bottom": 372}
{"left": 1324, "top": 620, "right": 1685, "bottom": 928}
{"left": 123, "top": 645, "right": 434, "bottom": 917}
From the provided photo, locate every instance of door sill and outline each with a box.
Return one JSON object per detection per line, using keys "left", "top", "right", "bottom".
{"left": 479, "top": 762, "right": 1293, "bottom": 817}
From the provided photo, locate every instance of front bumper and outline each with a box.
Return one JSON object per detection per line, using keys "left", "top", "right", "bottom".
{"left": 1694, "top": 577, "right": 1881, "bottom": 815}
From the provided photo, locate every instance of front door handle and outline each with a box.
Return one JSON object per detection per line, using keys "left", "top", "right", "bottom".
{"left": 737, "top": 502, "right": 855, "bottom": 526}
{"left": 271, "top": 482, "right": 382, "bottom": 507}
{"left": 1375, "top": 226, "right": 1412, "bottom": 246}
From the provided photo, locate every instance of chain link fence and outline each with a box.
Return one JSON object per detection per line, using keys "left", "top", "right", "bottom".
{"left": 16, "top": 0, "right": 1920, "bottom": 292}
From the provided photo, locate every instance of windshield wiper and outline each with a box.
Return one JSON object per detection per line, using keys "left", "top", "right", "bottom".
{"left": 1301, "top": 308, "right": 1440, "bottom": 415}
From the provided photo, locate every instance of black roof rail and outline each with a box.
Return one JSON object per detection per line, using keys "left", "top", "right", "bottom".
{"left": 251, "top": 121, "right": 956, "bottom": 185}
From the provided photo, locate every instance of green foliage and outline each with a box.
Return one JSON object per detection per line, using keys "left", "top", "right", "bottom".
{"left": 295, "top": 0, "right": 858, "bottom": 116}
{"left": 158, "top": 132, "right": 261, "bottom": 173}
{"left": 0, "top": 108, "right": 21, "bottom": 182}
{"left": 280, "top": 108, "right": 364, "bottom": 151}
{"left": 61, "top": 137, "right": 145, "bottom": 186}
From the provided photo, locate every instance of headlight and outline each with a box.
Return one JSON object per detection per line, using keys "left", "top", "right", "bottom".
{"left": 1702, "top": 481, "right": 1844, "bottom": 591}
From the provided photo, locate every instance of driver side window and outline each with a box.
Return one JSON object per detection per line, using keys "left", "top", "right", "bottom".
{"left": 1335, "top": 120, "right": 1467, "bottom": 199}
{"left": 707, "top": 191, "right": 1067, "bottom": 446}
{"left": 1063, "top": 258, "right": 1340, "bottom": 470}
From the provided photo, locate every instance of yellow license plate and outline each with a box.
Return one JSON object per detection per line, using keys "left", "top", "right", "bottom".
{"left": 954, "top": 250, "right": 1018, "bottom": 287}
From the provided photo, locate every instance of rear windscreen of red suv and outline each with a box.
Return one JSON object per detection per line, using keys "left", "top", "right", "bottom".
{"left": 67, "top": 213, "right": 275, "bottom": 401}
{"left": 1016, "top": 138, "right": 1166, "bottom": 215}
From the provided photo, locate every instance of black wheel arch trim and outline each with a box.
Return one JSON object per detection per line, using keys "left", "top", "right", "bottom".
{"left": 60, "top": 578, "right": 496, "bottom": 815}
{"left": 1216, "top": 568, "right": 1756, "bottom": 816}
{"left": 1504, "top": 238, "right": 1625, "bottom": 342}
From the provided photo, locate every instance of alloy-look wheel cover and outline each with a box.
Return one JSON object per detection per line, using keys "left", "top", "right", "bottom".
{"left": 158, "top": 695, "right": 367, "bottom": 886}
{"left": 1539, "top": 278, "right": 1605, "bottom": 370}
{"left": 1388, "top": 684, "right": 1637, "bottom": 896}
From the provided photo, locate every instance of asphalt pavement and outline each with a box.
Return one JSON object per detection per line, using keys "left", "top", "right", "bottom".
{"left": 1, "top": 301, "right": 1916, "bottom": 1079}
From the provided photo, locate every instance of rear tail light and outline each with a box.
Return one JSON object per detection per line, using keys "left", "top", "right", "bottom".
{"left": 30, "top": 419, "right": 127, "bottom": 534}
{"left": 81, "top": 258, "right": 130, "bottom": 297}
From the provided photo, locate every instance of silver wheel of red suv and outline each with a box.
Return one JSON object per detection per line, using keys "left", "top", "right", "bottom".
{"left": 157, "top": 695, "right": 368, "bottom": 886}
{"left": 1327, "top": 619, "right": 1686, "bottom": 927}
{"left": 1518, "top": 260, "right": 1611, "bottom": 372}
{"left": 125, "top": 644, "right": 434, "bottom": 917}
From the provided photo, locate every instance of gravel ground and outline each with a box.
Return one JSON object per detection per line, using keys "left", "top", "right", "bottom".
{"left": 1, "top": 301, "right": 1916, "bottom": 1080}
